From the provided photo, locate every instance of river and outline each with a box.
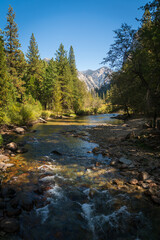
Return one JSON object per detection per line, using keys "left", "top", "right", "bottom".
{"left": 4, "top": 114, "right": 160, "bottom": 240}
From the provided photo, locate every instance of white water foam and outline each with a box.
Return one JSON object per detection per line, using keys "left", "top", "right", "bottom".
{"left": 94, "top": 206, "right": 130, "bottom": 228}
{"left": 36, "top": 204, "right": 49, "bottom": 223}
{"left": 81, "top": 203, "right": 95, "bottom": 234}
{"left": 47, "top": 184, "right": 63, "bottom": 200}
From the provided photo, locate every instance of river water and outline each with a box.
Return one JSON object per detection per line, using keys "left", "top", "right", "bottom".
{"left": 6, "top": 114, "right": 160, "bottom": 240}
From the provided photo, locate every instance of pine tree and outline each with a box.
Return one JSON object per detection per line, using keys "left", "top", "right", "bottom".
{"left": 53, "top": 80, "right": 62, "bottom": 116}
{"left": 68, "top": 45, "right": 85, "bottom": 113}
{"left": 26, "top": 33, "right": 40, "bottom": 66}
{"left": 68, "top": 46, "right": 77, "bottom": 76}
{"left": 42, "top": 59, "right": 57, "bottom": 109}
{"left": 26, "top": 33, "right": 43, "bottom": 101}
{"left": 55, "top": 43, "right": 73, "bottom": 111}
{"left": 5, "top": 5, "right": 25, "bottom": 100}
{"left": 0, "top": 31, "right": 9, "bottom": 107}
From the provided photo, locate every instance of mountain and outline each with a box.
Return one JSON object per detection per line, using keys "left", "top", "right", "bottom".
{"left": 78, "top": 67, "right": 112, "bottom": 91}
{"left": 43, "top": 58, "right": 51, "bottom": 63}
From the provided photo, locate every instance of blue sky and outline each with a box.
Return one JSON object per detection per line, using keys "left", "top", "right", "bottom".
{"left": 0, "top": 0, "right": 147, "bottom": 71}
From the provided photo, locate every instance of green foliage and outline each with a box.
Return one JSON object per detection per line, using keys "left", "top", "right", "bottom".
{"left": 0, "top": 6, "right": 105, "bottom": 127}
{"left": 41, "top": 111, "right": 51, "bottom": 120}
{"left": 5, "top": 5, "right": 26, "bottom": 99}
{"left": 0, "top": 99, "right": 42, "bottom": 126}
{"left": 20, "top": 102, "right": 42, "bottom": 124}
{"left": 0, "top": 135, "right": 3, "bottom": 146}
{"left": 103, "top": 0, "right": 160, "bottom": 125}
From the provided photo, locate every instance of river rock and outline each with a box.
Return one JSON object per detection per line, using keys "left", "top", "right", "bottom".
{"left": 129, "top": 179, "right": 138, "bottom": 185}
{"left": 0, "top": 218, "right": 20, "bottom": 233}
{"left": 141, "top": 182, "right": 149, "bottom": 189}
{"left": 139, "top": 171, "right": 150, "bottom": 181}
{"left": 16, "top": 148, "right": 28, "bottom": 154}
{"left": 20, "top": 192, "right": 34, "bottom": 211}
{"left": 151, "top": 195, "right": 160, "bottom": 205}
{"left": 6, "top": 142, "right": 18, "bottom": 151}
{"left": 51, "top": 150, "right": 62, "bottom": 156}
{"left": 6, "top": 206, "right": 21, "bottom": 217}
{"left": 0, "top": 199, "right": 5, "bottom": 209}
{"left": 2, "top": 188, "right": 16, "bottom": 199}
{"left": 14, "top": 127, "right": 25, "bottom": 134}
{"left": 0, "top": 155, "right": 9, "bottom": 162}
{"left": 5, "top": 163, "right": 14, "bottom": 168}
{"left": 119, "top": 157, "right": 132, "bottom": 165}
{"left": 110, "top": 160, "right": 117, "bottom": 166}
{"left": 39, "top": 117, "right": 47, "bottom": 123}
{"left": 92, "top": 147, "right": 99, "bottom": 153}
{"left": 0, "top": 162, "right": 6, "bottom": 170}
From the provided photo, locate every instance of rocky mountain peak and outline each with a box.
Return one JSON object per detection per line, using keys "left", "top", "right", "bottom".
{"left": 78, "top": 67, "right": 112, "bottom": 91}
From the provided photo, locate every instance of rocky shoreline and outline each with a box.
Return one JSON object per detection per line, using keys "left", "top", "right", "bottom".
{"left": 0, "top": 121, "right": 48, "bottom": 236}
{"left": 87, "top": 118, "right": 160, "bottom": 205}
{"left": 0, "top": 116, "right": 159, "bottom": 236}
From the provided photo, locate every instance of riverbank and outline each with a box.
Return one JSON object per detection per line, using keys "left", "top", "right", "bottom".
{"left": 87, "top": 117, "right": 160, "bottom": 205}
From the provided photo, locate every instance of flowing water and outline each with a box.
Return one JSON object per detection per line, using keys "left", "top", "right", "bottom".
{"left": 5, "top": 114, "right": 160, "bottom": 240}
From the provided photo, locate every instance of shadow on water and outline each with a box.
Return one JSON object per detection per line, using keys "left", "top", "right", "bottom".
{"left": 2, "top": 114, "right": 160, "bottom": 240}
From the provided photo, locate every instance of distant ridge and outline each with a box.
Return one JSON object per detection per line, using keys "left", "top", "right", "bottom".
{"left": 43, "top": 58, "right": 51, "bottom": 63}
{"left": 78, "top": 67, "right": 112, "bottom": 90}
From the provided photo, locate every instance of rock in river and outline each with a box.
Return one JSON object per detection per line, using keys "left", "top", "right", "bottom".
{"left": 6, "top": 142, "right": 18, "bottom": 151}
{"left": 0, "top": 218, "right": 20, "bottom": 233}
{"left": 14, "top": 127, "right": 25, "bottom": 134}
{"left": 119, "top": 157, "right": 132, "bottom": 165}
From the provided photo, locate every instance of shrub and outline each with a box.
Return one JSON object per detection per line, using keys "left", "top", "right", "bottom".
{"left": 41, "top": 111, "right": 51, "bottom": 120}
{"left": 0, "top": 99, "right": 42, "bottom": 126}
{"left": 20, "top": 102, "right": 42, "bottom": 124}
{"left": 0, "top": 134, "right": 3, "bottom": 146}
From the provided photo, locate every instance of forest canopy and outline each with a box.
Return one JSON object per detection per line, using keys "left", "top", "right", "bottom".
{"left": 103, "top": 0, "right": 160, "bottom": 127}
{"left": 0, "top": 6, "right": 103, "bottom": 125}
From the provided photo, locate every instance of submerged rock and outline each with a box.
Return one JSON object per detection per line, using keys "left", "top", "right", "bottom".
{"left": 16, "top": 148, "right": 28, "bottom": 154}
{"left": 0, "top": 155, "right": 9, "bottom": 162}
{"left": 51, "top": 150, "right": 62, "bottom": 156}
{"left": 119, "top": 157, "right": 132, "bottom": 165}
{"left": 6, "top": 142, "right": 18, "bottom": 151}
{"left": 14, "top": 127, "right": 25, "bottom": 134}
{"left": 39, "top": 117, "right": 47, "bottom": 123}
{"left": 139, "top": 171, "right": 150, "bottom": 181}
{"left": 0, "top": 218, "right": 20, "bottom": 233}
{"left": 129, "top": 179, "right": 138, "bottom": 185}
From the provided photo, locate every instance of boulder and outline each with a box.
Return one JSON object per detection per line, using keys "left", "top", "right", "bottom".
{"left": 6, "top": 142, "right": 18, "bottom": 151}
{"left": 16, "top": 148, "right": 28, "bottom": 154}
{"left": 39, "top": 117, "right": 47, "bottom": 123}
{"left": 14, "top": 127, "right": 25, "bottom": 134}
{"left": 92, "top": 147, "right": 99, "bottom": 153}
{"left": 151, "top": 195, "right": 160, "bottom": 205}
{"left": 110, "top": 160, "right": 117, "bottom": 166}
{"left": 6, "top": 206, "right": 21, "bottom": 217}
{"left": 139, "top": 171, "right": 150, "bottom": 181}
{"left": 51, "top": 150, "right": 62, "bottom": 156}
{"left": 0, "top": 218, "right": 20, "bottom": 233}
{"left": 0, "top": 155, "right": 9, "bottom": 162}
{"left": 129, "top": 179, "right": 138, "bottom": 185}
{"left": 19, "top": 192, "right": 34, "bottom": 211}
{"left": 119, "top": 157, "right": 132, "bottom": 165}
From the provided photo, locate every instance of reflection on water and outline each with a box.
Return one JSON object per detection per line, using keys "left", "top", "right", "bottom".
{"left": 6, "top": 114, "right": 160, "bottom": 240}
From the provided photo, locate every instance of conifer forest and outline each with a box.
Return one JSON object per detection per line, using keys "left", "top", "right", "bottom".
{"left": 0, "top": 1, "right": 160, "bottom": 240}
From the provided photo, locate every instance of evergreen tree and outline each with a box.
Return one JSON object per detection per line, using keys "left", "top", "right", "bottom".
{"left": 68, "top": 46, "right": 77, "bottom": 76}
{"left": 53, "top": 80, "right": 62, "bottom": 116}
{"left": 55, "top": 43, "right": 73, "bottom": 111}
{"left": 68, "top": 45, "right": 85, "bottom": 113}
{"left": 26, "top": 33, "right": 40, "bottom": 65}
{"left": 26, "top": 33, "right": 43, "bottom": 101}
{"left": 42, "top": 59, "right": 57, "bottom": 109}
{"left": 5, "top": 5, "right": 25, "bottom": 100}
{"left": 0, "top": 31, "right": 9, "bottom": 107}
